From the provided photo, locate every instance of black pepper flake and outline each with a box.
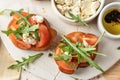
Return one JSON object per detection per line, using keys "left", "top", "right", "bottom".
{"left": 48, "top": 53, "right": 53, "bottom": 57}
{"left": 23, "top": 69, "right": 26, "bottom": 71}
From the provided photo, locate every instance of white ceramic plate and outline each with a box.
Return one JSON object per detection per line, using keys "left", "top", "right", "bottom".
{"left": 0, "top": 0, "right": 120, "bottom": 80}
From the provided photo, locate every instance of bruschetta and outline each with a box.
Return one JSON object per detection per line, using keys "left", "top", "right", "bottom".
{"left": 2, "top": 9, "right": 57, "bottom": 51}
{"left": 54, "top": 32, "right": 102, "bottom": 74}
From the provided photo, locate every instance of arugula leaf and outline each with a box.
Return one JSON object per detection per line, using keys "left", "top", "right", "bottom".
{"left": 34, "top": 31, "right": 40, "bottom": 41}
{"left": 15, "top": 33, "right": 22, "bottom": 39}
{"left": 18, "top": 8, "right": 24, "bottom": 13}
{"left": 0, "top": 9, "right": 12, "bottom": 15}
{"left": 94, "top": 52, "right": 106, "bottom": 56}
{"left": 92, "top": 31, "right": 105, "bottom": 48}
{"left": 11, "top": 9, "right": 31, "bottom": 26}
{"left": 68, "top": 12, "right": 80, "bottom": 22}
{"left": 10, "top": 11, "right": 15, "bottom": 16}
{"left": 2, "top": 23, "right": 25, "bottom": 36}
{"left": 16, "top": 18, "right": 24, "bottom": 24}
{"left": 71, "top": 76, "right": 82, "bottom": 80}
{"left": 21, "top": 24, "right": 39, "bottom": 37}
{"left": 8, "top": 53, "right": 43, "bottom": 71}
{"left": 2, "top": 29, "right": 15, "bottom": 36}
{"left": 28, "top": 24, "right": 39, "bottom": 31}
{"left": 77, "top": 52, "right": 81, "bottom": 64}
{"left": 62, "top": 35, "right": 104, "bottom": 72}
{"left": 0, "top": 8, "right": 31, "bottom": 25}
{"left": 26, "top": 14, "right": 32, "bottom": 19}
{"left": 117, "top": 46, "right": 120, "bottom": 50}
{"left": 16, "top": 11, "right": 31, "bottom": 26}
{"left": 2, "top": 27, "right": 23, "bottom": 39}
{"left": 59, "top": 45, "right": 74, "bottom": 54}
{"left": 68, "top": 12, "right": 90, "bottom": 27}
{"left": 54, "top": 53, "right": 72, "bottom": 61}
{"left": 80, "top": 47, "right": 96, "bottom": 51}
{"left": 64, "top": 60, "right": 77, "bottom": 71}
{"left": 79, "top": 47, "right": 97, "bottom": 56}
{"left": 0, "top": 10, "right": 5, "bottom": 15}
{"left": 53, "top": 53, "right": 77, "bottom": 70}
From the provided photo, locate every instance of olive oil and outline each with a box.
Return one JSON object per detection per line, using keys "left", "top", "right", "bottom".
{"left": 102, "top": 9, "right": 120, "bottom": 35}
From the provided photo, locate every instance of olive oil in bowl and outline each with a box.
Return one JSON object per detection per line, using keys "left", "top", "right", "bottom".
{"left": 102, "top": 9, "right": 120, "bottom": 35}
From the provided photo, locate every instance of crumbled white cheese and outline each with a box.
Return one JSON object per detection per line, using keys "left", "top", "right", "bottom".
{"left": 22, "top": 33, "right": 36, "bottom": 45}
{"left": 57, "top": 5, "right": 63, "bottom": 11}
{"left": 32, "top": 15, "right": 44, "bottom": 23}
{"left": 83, "top": 38, "right": 89, "bottom": 47}
{"left": 74, "top": 0, "right": 81, "bottom": 7}
{"left": 57, "top": 4, "right": 71, "bottom": 15}
{"left": 81, "top": 0, "right": 94, "bottom": 18}
{"left": 55, "top": 0, "right": 65, "bottom": 4}
{"left": 55, "top": 0, "right": 101, "bottom": 19}
{"left": 64, "top": 52, "right": 69, "bottom": 55}
{"left": 71, "top": 6, "right": 80, "bottom": 16}
{"left": 91, "top": 1, "right": 100, "bottom": 11}
{"left": 64, "top": 0, "right": 73, "bottom": 6}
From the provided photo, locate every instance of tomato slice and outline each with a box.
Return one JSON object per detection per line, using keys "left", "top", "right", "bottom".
{"left": 12, "top": 12, "right": 28, "bottom": 20}
{"left": 9, "top": 33, "right": 31, "bottom": 49}
{"left": 84, "top": 34, "right": 98, "bottom": 45}
{"left": 55, "top": 43, "right": 78, "bottom": 74}
{"left": 36, "top": 23, "right": 51, "bottom": 48}
{"left": 66, "top": 32, "right": 98, "bottom": 45}
{"left": 56, "top": 60, "right": 78, "bottom": 74}
{"left": 66, "top": 32, "right": 84, "bottom": 43}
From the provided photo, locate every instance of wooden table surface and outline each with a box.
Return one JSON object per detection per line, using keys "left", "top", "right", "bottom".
{"left": 103, "top": 60, "right": 120, "bottom": 80}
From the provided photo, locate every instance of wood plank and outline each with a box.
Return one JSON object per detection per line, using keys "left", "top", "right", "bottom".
{"left": 103, "top": 60, "right": 120, "bottom": 80}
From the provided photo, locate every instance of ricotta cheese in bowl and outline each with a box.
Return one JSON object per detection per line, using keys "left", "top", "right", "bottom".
{"left": 52, "top": 0, "right": 105, "bottom": 23}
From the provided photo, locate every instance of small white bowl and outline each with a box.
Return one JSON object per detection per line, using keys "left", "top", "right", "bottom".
{"left": 98, "top": 2, "right": 120, "bottom": 39}
{"left": 51, "top": 0, "right": 105, "bottom": 24}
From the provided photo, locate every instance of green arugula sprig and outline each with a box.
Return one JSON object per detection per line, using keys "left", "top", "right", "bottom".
{"left": 2, "top": 24, "right": 39, "bottom": 39}
{"left": 0, "top": 9, "right": 31, "bottom": 25}
{"left": 54, "top": 53, "right": 77, "bottom": 70}
{"left": 71, "top": 76, "right": 82, "bottom": 80}
{"left": 59, "top": 44, "right": 74, "bottom": 55}
{"left": 92, "top": 32, "right": 105, "bottom": 47}
{"left": 0, "top": 9, "right": 40, "bottom": 40}
{"left": 68, "top": 12, "right": 90, "bottom": 27}
{"left": 0, "top": 9, "right": 12, "bottom": 15}
{"left": 54, "top": 53, "right": 72, "bottom": 61}
{"left": 61, "top": 36, "right": 104, "bottom": 72}
{"left": 8, "top": 53, "right": 43, "bottom": 71}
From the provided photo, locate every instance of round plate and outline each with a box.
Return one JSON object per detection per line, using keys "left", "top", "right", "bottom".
{"left": 0, "top": 0, "right": 120, "bottom": 80}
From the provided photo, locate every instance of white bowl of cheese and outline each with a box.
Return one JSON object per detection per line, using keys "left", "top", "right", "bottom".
{"left": 51, "top": 0, "right": 105, "bottom": 24}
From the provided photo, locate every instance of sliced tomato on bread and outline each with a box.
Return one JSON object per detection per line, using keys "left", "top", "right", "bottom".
{"left": 54, "top": 32, "right": 98, "bottom": 74}
{"left": 7, "top": 12, "right": 57, "bottom": 50}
